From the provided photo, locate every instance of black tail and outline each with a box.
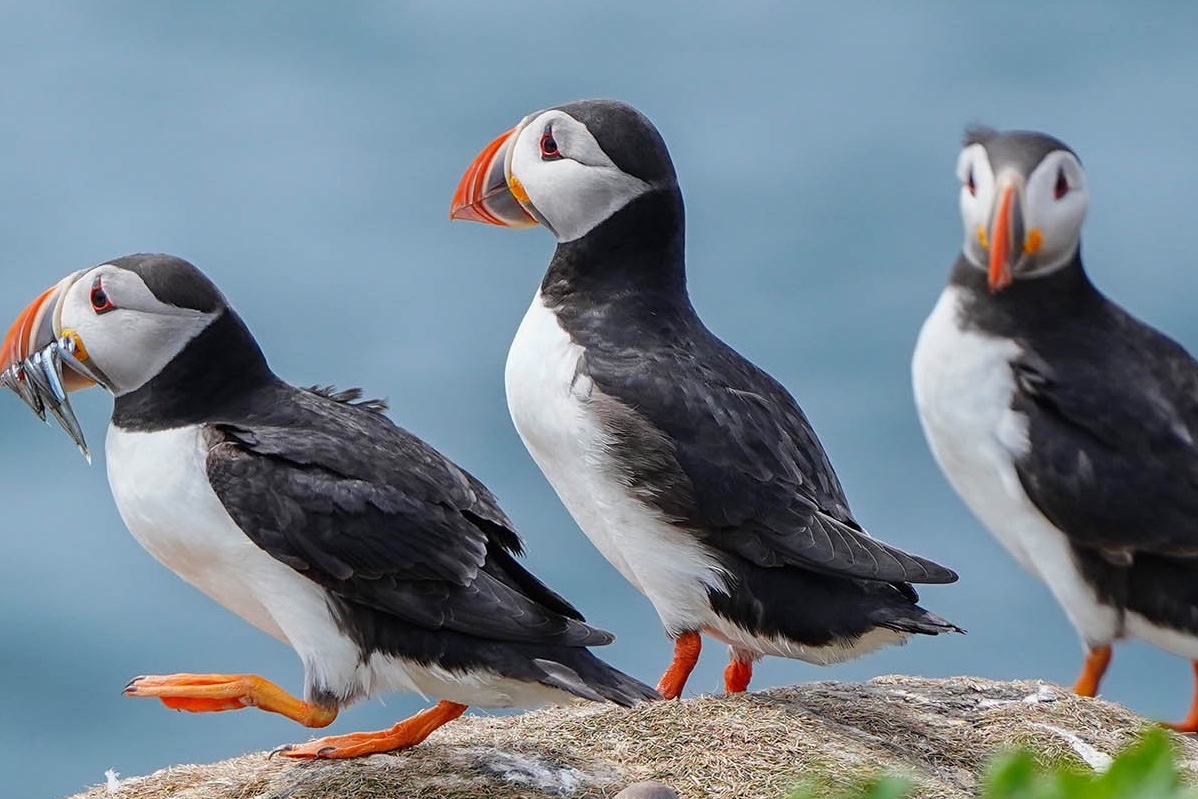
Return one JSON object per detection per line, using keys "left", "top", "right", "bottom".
{"left": 870, "top": 603, "right": 965, "bottom": 636}
{"left": 533, "top": 650, "right": 661, "bottom": 707}
{"left": 709, "top": 556, "right": 964, "bottom": 649}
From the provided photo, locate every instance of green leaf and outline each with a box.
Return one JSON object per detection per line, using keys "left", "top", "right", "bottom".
{"left": 858, "top": 776, "right": 914, "bottom": 799}
{"left": 983, "top": 749, "right": 1041, "bottom": 798}
{"left": 786, "top": 774, "right": 914, "bottom": 799}
{"left": 1091, "top": 728, "right": 1179, "bottom": 799}
{"left": 787, "top": 727, "right": 1195, "bottom": 799}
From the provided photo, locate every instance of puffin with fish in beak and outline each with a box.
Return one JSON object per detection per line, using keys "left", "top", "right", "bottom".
{"left": 1, "top": 253, "right": 658, "bottom": 758}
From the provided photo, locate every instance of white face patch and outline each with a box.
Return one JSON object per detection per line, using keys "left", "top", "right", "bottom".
{"left": 56, "top": 264, "right": 218, "bottom": 396}
{"left": 957, "top": 143, "right": 1089, "bottom": 278}
{"left": 957, "top": 143, "right": 996, "bottom": 267}
{"left": 508, "top": 109, "right": 653, "bottom": 243}
{"left": 1022, "top": 149, "right": 1088, "bottom": 272}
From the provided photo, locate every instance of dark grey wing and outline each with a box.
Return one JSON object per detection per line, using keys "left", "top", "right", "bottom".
{"left": 205, "top": 384, "right": 605, "bottom": 646}
{"left": 579, "top": 332, "right": 957, "bottom": 585}
{"left": 1011, "top": 324, "right": 1198, "bottom": 556}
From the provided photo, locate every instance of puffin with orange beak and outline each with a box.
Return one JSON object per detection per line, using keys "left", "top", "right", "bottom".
{"left": 914, "top": 128, "right": 1198, "bottom": 729}
{"left": 451, "top": 99, "right": 961, "bottom": 700}
{"left": 1, "top": 253, "right": 657, "bottom": 758}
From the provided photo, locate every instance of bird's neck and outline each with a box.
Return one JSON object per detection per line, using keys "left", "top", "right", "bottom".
{"left": 541, "top": 187, "right": 690, "bottom": 317}
{"left": 112, "top": 309, "right": 279, "bottom": 431}
{"left": 949, "top": 248, "right": 1103, "bottom": 337}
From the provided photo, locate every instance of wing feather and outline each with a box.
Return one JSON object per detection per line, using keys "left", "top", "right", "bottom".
{"left": 204, "top": 384, "right": 606, "bottom": 646}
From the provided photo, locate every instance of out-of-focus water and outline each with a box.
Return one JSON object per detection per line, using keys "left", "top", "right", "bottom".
{"left": 3, "top": 3, "right": 1198, "bottom": 796}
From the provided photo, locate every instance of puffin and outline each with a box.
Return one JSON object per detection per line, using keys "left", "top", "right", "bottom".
{"left": 449, "top": 98, "right": 962, "bottom": 699}
{"left": 912, "top": 127, "right": 1198, "bottom": 730}
{"left": 0, "top": 253, "right": 658, "bottom": 758}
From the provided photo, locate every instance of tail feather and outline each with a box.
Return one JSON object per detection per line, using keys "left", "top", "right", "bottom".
{"left": 534, "top": 653, "right": 661, "bottom": 707}
{"left": 872, "top": 604, "right": 965, "bottom": 636}
{"left": 709, "top": 555, "right": 963, "bottom": 650}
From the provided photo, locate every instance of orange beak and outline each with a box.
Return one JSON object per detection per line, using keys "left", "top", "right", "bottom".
{"left": 1, "top": 272, "right": 101, "bottom": 460}
{"left": 987, "top": 183, "right": 1017, "bottom": 292}
{"left": 1, "top": 276, "right": 95, "bottom": 393}
{"left": 449, "top": 126, "right": 538, "bottom": 228}
{"left": 0, "top": 283, "right": 59, "bottom": 379}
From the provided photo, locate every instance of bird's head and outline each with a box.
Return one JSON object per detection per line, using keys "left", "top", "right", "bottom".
{"left": 0, "top": 254, "right": 225, "bottom": 458}
{"left": 450, "top": 99, "right": 678, "bottom": 243}
{"left": 957, "top": 128, "right": 1088, "bottom": 292}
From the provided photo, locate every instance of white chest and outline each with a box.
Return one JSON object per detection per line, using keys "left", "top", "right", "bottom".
{"left": 105, "top": 425, "right": 311, "bottom": 645}
{"left": 504, "top": 293, "right": 727, "bottom": 634}
{"left": 912, "top": 286, "right": 1117, "bottom": 645}
{"left": 912, "top": 287, "right": 1031, "bottom": 526}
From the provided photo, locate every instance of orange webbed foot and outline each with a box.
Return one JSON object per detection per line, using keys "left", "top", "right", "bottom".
{"left": 124, "top": 672, "right": 337, "bottom": 727}
{"left": 275, "top": 701, "right": 468, "bottom": 759}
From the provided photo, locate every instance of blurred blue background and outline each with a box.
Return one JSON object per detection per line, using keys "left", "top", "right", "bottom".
{"left": 3, "top": 2, "right": 1198, "bottom": 796}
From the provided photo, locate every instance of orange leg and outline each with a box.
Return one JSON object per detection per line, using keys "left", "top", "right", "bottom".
{"left": 1163, "top": 660, "right": 1198, "bottom": 734}
{"left": 276, "top": 700, "right": 469, "bottom": 759}
{"left": 724, "top": 657, "right": 753, "bottom": 693}
{"left": 1072, "top": 645, "right": 1112, "bottom": 698}
{"left": 124, "top": 673, "right": 337, "bottom": 728}
{"left": 656, "top": 631, "right": 701, "bottom": 700}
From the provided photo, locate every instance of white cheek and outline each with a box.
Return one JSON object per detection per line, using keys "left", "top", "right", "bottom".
{"left": 522, "top": 163, "right": 650, "bottom": 243}
{"left": 957, "top": 153, "right": 995, "bottom": 266}
{"left": 510, "top": 128, "right": 653, "bottom": 244}
{"left": 1025, "top": 192, "right": 1087, "bottom": 268}
{"left": 959, "top": 190, "right": 993, "bottom": 266}
{"left": 61, "top": 291, "right": 212, "bottom": 395}
{"left": 959, "top": 190, "right": 985, "bottom": 230}
{"left": 1041, "top": 198, "right": 1086, "bottom": 263}
{"left": 1022, "top": 154, "right": 1088, "bottom": 270}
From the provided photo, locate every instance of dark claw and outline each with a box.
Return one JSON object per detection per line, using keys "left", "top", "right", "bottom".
{"left": 123, "top": 676, "right": 147, "bottom": 693}
{"left": 317, "top": 746, "right": 337, "bottom": 757}
{"left": 268, "top": 744, "right": 294, "bottom": 758}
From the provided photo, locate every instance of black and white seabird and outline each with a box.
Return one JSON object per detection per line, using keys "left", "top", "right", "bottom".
{"left": 0, "top": 253, "right": 657, "bottom": 758}
{"left": 913, "top": 127, "right": 1198, "bottom": 729}
{"left": 449, "top": 99, "right": 962, "bottom": 699}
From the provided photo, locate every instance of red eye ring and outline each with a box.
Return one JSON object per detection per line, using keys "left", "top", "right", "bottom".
{"left": 90, "top": 276, "right": 115, "bottom": 314}
{"left": 539, "top": 132, "right": 561, "bottom": 160}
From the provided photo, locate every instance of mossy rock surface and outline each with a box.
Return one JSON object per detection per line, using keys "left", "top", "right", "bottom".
{"left": 70, "top": 676, "right": 1198, "bottom": 799}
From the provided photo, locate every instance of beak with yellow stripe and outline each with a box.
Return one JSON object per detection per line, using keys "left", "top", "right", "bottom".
{"left": 450, "top": 117, "right": 540, "bottom": 230}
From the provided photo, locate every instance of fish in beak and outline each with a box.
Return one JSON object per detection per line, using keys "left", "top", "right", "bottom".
{"left": 449, "top": 121, "right": 540, "bottom": 228}
{"left": 1, "top": 271, "right": 108, "bottom": 460}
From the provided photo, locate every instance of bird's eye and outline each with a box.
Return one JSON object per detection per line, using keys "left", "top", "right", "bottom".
{"left": 1053, "top": 168, "right": 1069, "bottom": 200}
{"left": 90, "top": 277, "right": 115, "bottom": 314}
{"left": 965, "top": 166, "right": 977, "bottom": 196}
{"left": 539, "top": 132, "right": 561, "bottom": 160}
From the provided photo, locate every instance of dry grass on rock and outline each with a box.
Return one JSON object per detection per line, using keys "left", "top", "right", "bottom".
{"left": 67, "top": 676, "right": 1198, "bottom": 799}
